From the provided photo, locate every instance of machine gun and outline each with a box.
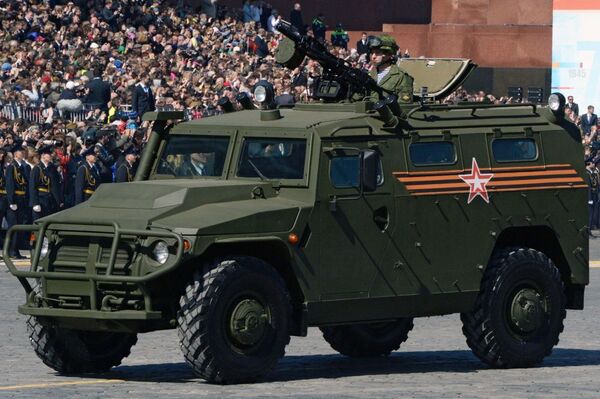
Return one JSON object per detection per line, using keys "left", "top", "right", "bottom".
{"left": 275, "top": 20, "right": 395, "bottom": 104}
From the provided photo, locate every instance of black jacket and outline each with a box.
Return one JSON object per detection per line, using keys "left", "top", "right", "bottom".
{"left": 5, "top": 160, "right": 28, "bottom": 204}
{"left": 132, "top": 84, "right": 156, "bottom": 118}
{"left": 115, "top": 161, "right": 135, "bottom": 183}
{"left": 29, "top": 162, "right": 62, "bottom": 207}
{"left": 289, "top": 9, "right": 305, "bottom": 34}
{"left": 75, "top": 162, "right": 100, "bottom": 204}
{"left": 581, "top": 113, "right": 598, "bottom": 134}
{"left": 254, "top": 35, "right": 269, "bottom": 58}
{"left": 85, "top": 77, "right": 111, "bottom": 110}
{"left": 357, "top": 39, "right": 370, "bottom": 56}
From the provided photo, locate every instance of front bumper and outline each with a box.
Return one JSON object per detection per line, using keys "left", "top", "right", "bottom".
{"left": 5, "top": 220, "right": 184, "bottom": 320}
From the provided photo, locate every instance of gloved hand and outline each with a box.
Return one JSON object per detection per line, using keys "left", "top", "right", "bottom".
{"left": 9, "top": 204, "right": 17, "bottom": 211}
{"left": 33, "top": 205, "right": 41, "bottom": 213}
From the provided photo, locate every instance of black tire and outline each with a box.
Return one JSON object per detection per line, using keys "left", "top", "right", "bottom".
{"left": 461, "top": 247, "right": 566, "bottom": 368}
{"left": 320, "top": 318, "right": 414, "bottom": 357}
{"left": 177, "top": 257, "right": 292, "bottom": 384}
{"left": 27, "top": 316, "right": 137, "bottom": 374}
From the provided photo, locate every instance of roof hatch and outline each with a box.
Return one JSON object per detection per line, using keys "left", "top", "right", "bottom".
{"left": 399, "top": 58, "right": 477, "bottom": 101}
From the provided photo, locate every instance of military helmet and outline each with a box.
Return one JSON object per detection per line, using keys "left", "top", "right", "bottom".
{"left": 369, "top": 35, "right": 399, "bottom": 54}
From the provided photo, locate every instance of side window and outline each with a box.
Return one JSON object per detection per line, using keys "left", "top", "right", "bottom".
{"left": 409, "top": 142, "right": 456, "bottom": 166}
{"left": 492, "top": 139, "right": 538, "bottom": 162}
{"left": 329, "top": 155, "right": 384, "bottom": 188}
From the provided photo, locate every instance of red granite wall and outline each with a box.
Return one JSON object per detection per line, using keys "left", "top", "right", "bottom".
{"left": 350, "top": 0, "right": 552, "bottom": 68}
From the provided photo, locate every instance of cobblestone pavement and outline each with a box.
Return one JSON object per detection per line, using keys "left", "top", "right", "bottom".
{"left": 2, "top": 246, "right": 600, "bottom": 398}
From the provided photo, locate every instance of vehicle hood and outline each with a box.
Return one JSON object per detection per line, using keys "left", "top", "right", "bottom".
{"left": 42, "top": 180, "right": 304, "bottom": 235}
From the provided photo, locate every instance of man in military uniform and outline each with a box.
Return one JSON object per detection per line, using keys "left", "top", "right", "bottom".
{"left": 368, "top": 35, "right": 414, "bottom": 104}
{"left": 75, "top": 147, "right": 100, "bottom": 204}
{"left": 586, "top": 157, "right": 599, "bottom": 237}
{"left": 6, "top": 145, "right": 29, "bottom": 258}
{"left": 115, "top": 146, "right": 139, "bottom": 183}
{"left": 30, "top": 146, "right": 62, "bottom": 222}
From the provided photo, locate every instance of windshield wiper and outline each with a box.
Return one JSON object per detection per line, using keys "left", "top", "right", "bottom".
{"left": 247, "top": 159, "right": 268, "bottom": 181}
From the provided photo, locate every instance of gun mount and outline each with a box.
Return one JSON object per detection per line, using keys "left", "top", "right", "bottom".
{"left": 275, "top": 20, "right": 395, "bottom": 104}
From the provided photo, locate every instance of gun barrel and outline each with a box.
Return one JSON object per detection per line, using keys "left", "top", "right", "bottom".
{"left": 276, "top": 20, "right": 301, "bottom": 42}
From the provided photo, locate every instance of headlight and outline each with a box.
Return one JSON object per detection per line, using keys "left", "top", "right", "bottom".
{"left": 40, "top": 237, "right": 49, "bottom": 259}
{"left": 548, "top": 93, "right": 565, "bottom": 113}
{"left": 254, "top": 85, "right": 267, "bottom": 103}
{"left": 152, "top": 241, "right": 169, "bottom": 264}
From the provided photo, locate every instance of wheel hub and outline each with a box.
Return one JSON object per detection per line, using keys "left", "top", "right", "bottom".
{"left": 229, "top": 298, "right": 268, "bottom": 347}
{"left": 510, "top": 288, "right": 545, "bottom": 334}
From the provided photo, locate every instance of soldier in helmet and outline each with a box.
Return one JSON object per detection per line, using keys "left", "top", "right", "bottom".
{"left": 368, "top": 34, "right": 414, "bottom": 104}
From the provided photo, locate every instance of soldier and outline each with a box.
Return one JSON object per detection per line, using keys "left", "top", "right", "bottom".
{"left": 115, "top": 146, "right": 139, "bottom": 183}
{"left": 368, "top": 35, "right": 414, "bottom": 104}
{"left": 586, "top": 157, "right": 598, "bottom": 237}
{"left": 29, "top": 146, "right": 62, "bottom": 222}
{"left": 75, "top": 147, "right": 100, "bottom": 205}
{"left": 5, "top": 145, "right": 29, "bottom": 258}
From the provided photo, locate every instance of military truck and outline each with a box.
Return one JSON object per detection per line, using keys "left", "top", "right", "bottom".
{"left": 5, "top": 28, "right": 588, "bottom": 384}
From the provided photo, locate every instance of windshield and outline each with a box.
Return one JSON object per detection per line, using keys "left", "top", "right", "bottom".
{"left": 156, "top": 135, "right": 230, "bottom": 177}
{"left": 237, "top": 138, "right": 307, "bottom": 180}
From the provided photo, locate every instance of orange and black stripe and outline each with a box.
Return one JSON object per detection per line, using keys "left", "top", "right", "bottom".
{"left": 394, "top": 164, "right": 587, "bottom": 196}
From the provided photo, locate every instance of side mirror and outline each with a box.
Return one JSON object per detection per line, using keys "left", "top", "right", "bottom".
{"left": 361, "top": 149, "right": 379, "bottom": 193}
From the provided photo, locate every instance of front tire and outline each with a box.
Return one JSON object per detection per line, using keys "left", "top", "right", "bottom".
{"left": 320, "top": 318, "right": 414, "bottom": 357}
{"left": 461, "top": 247, "right": 566, "bottom": 368}
{"left": 27, "top": 316, "right": 137, "bottom": 374}
{"left": 177, "top": 257, "right": 291, "bottom": 384}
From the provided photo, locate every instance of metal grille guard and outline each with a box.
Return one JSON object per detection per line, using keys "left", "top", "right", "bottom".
{"left": 4, "top": 220, "right": 184, "bottom": 297}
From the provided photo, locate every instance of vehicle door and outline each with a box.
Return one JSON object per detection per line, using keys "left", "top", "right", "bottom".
{"left": 316, "top": 138, "right": 398, "bottom": 300}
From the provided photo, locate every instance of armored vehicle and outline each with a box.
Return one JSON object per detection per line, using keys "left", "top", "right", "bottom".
{"left": 5, "top": 27, "right": 588, "bottom": 384}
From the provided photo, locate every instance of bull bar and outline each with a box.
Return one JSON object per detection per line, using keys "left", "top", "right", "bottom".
{"left": 4, "top": 220, "right": 184, "bottom": 318}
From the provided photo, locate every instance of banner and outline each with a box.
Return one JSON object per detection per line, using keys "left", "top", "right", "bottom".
{"left": 552, "top": 0, "right": 600, "bottom": 112}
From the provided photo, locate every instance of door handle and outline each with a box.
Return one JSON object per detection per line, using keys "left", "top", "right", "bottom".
{"left": 373, "top": 206, "right": 389, "bottom": 231}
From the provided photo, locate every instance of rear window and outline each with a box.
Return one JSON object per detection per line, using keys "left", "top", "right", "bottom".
{"left": 492, "top": 139, "right": 537, "bottom": 162}
{"left": 409, "top": 142, "right": 456, "bottom": 166}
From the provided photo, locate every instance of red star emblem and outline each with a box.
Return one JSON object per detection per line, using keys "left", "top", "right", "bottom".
{"left": 458, "top": 158, "right": 494, "bottom": 204}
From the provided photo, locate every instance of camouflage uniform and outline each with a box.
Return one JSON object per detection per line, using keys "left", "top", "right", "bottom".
{"left": 369, "top": 64, "right": 414, "bottom": 104}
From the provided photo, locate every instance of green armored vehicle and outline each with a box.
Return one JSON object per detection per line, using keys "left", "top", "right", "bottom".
{"left": 5, "top": 27, "right": 588, "bottom": 384}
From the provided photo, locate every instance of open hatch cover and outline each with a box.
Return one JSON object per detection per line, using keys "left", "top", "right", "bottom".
{"left": 398, "top": 58, "right": 477, "bottom": 101}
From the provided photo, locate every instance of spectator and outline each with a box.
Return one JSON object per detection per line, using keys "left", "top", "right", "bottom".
{"left": 290, "top": 3, "right": 306, "bottom": 35}
{"left": 132, "top": 77, "right": 156, "bottom": 121}
{"left": 56, "top": 82, "right": 83, "bottom": 114}
{"left": 331, "top": 23, "right": 349, "bottom": 50}
{"left": 254, "top": 28, "right": 269, "bottom": 58}
{"left": 267, "top": 10, "right": 280, "bottom": 33}
{"left": 581, "top": 105, "right": 598, "bottom": 135}
{"left": 200, "top": 0, "right": 218, "bottom": 19}
{"left": 85, "top": 67, "right": 111, "bottom": 112}
{"left": 567, "top": 96, "right": 579, "bottom": 118}
{"left": 356, "top": 32, "right": 370, "bottom": 57}
{"left": 312, "top": 13, "right": 327, "bottom": 43}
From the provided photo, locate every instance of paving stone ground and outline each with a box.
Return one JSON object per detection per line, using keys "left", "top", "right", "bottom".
{"left": 2, "top": 243, "right": 600, "bottom": 398}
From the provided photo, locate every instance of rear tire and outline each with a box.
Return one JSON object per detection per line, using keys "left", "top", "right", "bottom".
{"left": 27, "top": 316, "right": 137, "bottom": 374}
{"left": 177, "top": 257, "right": 291, "bottom": 384}
{"left": 320, "top": 318, "right": 414, "bottom": 357}
{"left": 461, "top": 247, "right": 566, "bottom": 368}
